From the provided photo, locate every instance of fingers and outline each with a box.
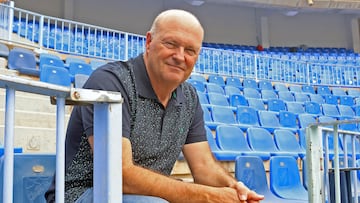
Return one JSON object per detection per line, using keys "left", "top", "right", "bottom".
{"left": 233, "top": 181, "right": 265, "bottom": 202}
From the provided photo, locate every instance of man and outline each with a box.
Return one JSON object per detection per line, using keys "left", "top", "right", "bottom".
{"left": 46, "top": 9, "right": 264, "bottom": 203}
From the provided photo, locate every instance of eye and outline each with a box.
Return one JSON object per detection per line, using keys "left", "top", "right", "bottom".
{"left": 162, "top": 41, "right": 177, "bottom": 49}
{"left": 185, "top": 48, "right": 196, "bottom": 56}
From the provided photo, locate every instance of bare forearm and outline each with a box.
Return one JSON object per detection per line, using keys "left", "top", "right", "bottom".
{"left": 123, "top": 164, "right": 223, "bottom": 203}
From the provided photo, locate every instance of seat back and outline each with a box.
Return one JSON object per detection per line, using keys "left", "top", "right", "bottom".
{"left": 236, "top": 106, "right": 259, "bottom": 127}
{"left": 215, "top": 125, "right": 250, "bottom": 151}
{"left": 278, "top": 111, "right": 298, "bottom": 129}
{"left": 229, "top": 94, "right": 248, "bottom": 107}
{"left": 8, "top": 47, "right": 38, "bottom": 76}
{"left": 208, "top": 75, "right": 225, "bottom": 86}
{"left": 225, "top": 77, "right": 242, "bottom": 89}
{"left": 206, "top": 83, "right": 225, "bottom": 95}
{"left": 317, "top": 86, "right": 331, "bottom": 95}
{"left": 242, "top": 78, "right": 257, "bottom": 89}
{"left": 39, "top": 65, "right": 71, "bottom": 87}
{"left": 267, "top": 99, "right": 286, "bottom": 112}
{"left": 278, "top": 91, "right": 294, "bottom": 102}
{"left": 258, "top": 80, "right": 273, "bottom": 90}
{"left": 187, "top": 79, "right": 206, "bottom": 93}
{"left": 273, "top": 129, "right": 303, "bottom": 153}
{"left": 304, "top": 101, "right": 321, "bottom": 115}
{"left": 247, "top": 98, "right": 265, "bottom": 110}
{"left": 207, "top": 93, "right": 230, "bottom": 106}
{"left": 0, "top": 154, "right": 56, "bottom": 203}
{"left": 246, "top": 127, "right": 278, "bottom": 152}
{"left": 243, "top": 87, "right": 261, "bottom": 99}
{"left": 211, "top": 106, "right": 237, "bottom": 125}
{"left": 285, "top": 102, "right": 305, "bottom": 115}
{"left": 322, "top": 104, "right": 340, "bottom": 117}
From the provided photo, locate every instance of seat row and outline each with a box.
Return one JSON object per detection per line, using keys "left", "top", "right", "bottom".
{"left": 189, "top": 74, "right": 360, "bottom": 98}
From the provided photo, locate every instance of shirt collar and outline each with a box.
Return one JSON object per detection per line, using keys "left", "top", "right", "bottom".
{"left": 132, "top": 54, "right": 185, "bottom": 106}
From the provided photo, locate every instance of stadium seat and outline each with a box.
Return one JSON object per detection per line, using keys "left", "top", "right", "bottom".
{"left": 331, "top": 87, "right": 347, "bottom": 96}
{"left": 309, "top": 93, "right": 324, "bottom": 104}
{"left": 258, "top": 110, "right": 281, "bottom": 133}
{"left": 236, "top": 106, "right": 260, "bottom": 130}
{"left": 202, "top": 106, "right": 217, "bottom": 130}
{"left": 0, "top": 154, "right": 56, "bottom": 203}
{"left": 285, "top": 101, "right": 305, "bottom": 115}
{"left": 304, "top": 101, "right": 322, "bottom": 115}
{"left": 242, "top": 78, "right": 257, "bottom": 89}
{"left": 211, "top": 105, "right": 238, "bottom": 126}
{"left": 215, "top": 125, "right": 270, "bottom": 160}
{"left": 337, "top": 104, "right": 356, "bottom": 118}
{"left": 293, "top": 92, "right": 310, "bottom": 102}
{"left": 289, "top": 85, "right": 302, "bottom": 93}
{"left": 278, "top": 91, "right": 295, "bottom": 102}
{"left": 317, "top": 86, "right": 332, "bottom": 95}
{"left": 190, "top": 74, "right": 206, "bottom": 83}
{"left": 273, "top": 129, "right": 305, "bottom": 159}
{"left": 90, "top": 59, "right": 107, "bottom": 70}
{"left": 246, "top": 127, "right": 297, "bottom": 157}
{"left": 278, "top": 111, "right": 298, "bottom": 132}
{"left": 206, "top": 83, "right": 225, "bottom": 95}
{"left": 205, "top": 125, "right": 240, "bottom": 161}
{"left": 8, "top": 47, "right": 39, "bottom": 76}
{"left": 322, "top": 104, "right": 341, "bottom": 118}
{"left": 39, "top": 65, "right": 71, "bottom": 87}
{"left": 324, "top": 94, "right": 338, "bottom": 105}
{"left": 235, "top": 156, "right": 307, "bottom": 203}
{"left": 207, "top": 92, "right": 236, "bottom": 110}
{"left": 339, "top": 95, "right": 354, "bottom": 106}
{"left": 261, "top": 90, "right": 278, "bottom": 102}
{"left": 267, "top": 98, "right": 286, "bottom": 112}
{"left": 224, "top": 85, "right": 241, "bottom": 97}
{"left": 243, "top": 87, "right": 261, "bottom": 99}
{"left": 298, "top": 113, "right": 317, "bottom": 129}
{"left": 68, "top": 62, "right": 93, "bottom": 82}
{"left": 197, "top": 92, "right": 210, "bottom": 108}
{"left": 225, "top": 77, "right": 243, "bottom": 89}
{"left": 274, "top": 83, "right": 288, "bottom": 92}
{"left": 65, "top": 57, "right": 87, "bottom": 67}
{"left": 258, "top": 80, "right": 273, "bottom": 90}
{"left": 39, "top": 53, "right": 65, "bottom": 70}
{"left": 229, "top": 94, "right": 248, "bottom": 107}
{"left": 247, "top": 98, "right": 265, "bottom": 110}
{"left": 208, "top": 75, "right": 225, "bottom": 87}
{"left": 302, "top": 85, "right": 316, "bottom": 94}
{"left": 347, "top": 89, "right": 360, "bottom": 97}
{"left": 269, "top": 156, "right": 308, "bottom": 201}
{"left": 188, "top": 79, "right": 206, "bottom": 92}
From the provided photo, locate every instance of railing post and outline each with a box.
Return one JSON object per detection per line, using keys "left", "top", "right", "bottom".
{"left": 55, "top": 97, "right": 66, "bottom": 203}
{"left": 7, "top": 1, "right": 14, "bottom": 41}
{"left": 93, "top": 103, "right": 122, "bottom": 202}
{"left": 3, "top": 88, "right": 15, "bottom": 203}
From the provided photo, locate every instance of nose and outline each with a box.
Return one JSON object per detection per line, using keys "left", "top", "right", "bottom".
{"left": 172, "top": 46, "right": 185, "bottom": 61}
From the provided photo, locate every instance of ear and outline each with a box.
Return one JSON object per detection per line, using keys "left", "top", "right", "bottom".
{"left": 145, "top": 32, "right": 152, "bottom": 51}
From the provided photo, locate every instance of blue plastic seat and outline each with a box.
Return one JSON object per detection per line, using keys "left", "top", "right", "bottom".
{"left": 347, "top": 89, "right": 360, "bottom": 97}
{"left": 309, "top": 93, "right": 324, "bottom": 104}
{"left": 90, "top": 59, "right": 107, "bottom": 70}
{"left": 274, "top": 83, "right": 289, "bottom": 92}
{"left": 317, "top": 86, "right": 332, "bottom": 95}
{"left": 258, "top": 80, "right": 273, "bottom": 90}
{"left": 229, "top": 94, "right": 248, "bottom": 107}
{"left": 206, "top": 83, "right": 225, "bottom": 95}
{"left": 261, "top": 90, "right": 278, "bottom": 102}
{"left": 225, "top": 77, "right": 243, "bottom": 89}
{"left": 68, "top": 62, "right": 93, "bottom": 82}
{"left": 39, "top": 53, "right": 65, "bottom": 70}
{"left": 224, "top": 85, "right": 241, "bottom": 97}
{"left": 278, "top": 91, "right": 294, "bottom": 102}
{"left": 243, "top": 87, "right": 261, "bottom": 99}
{"left": 65, "top": 57, "right": 87, "bottom": 67}
{"left": 324, "top": 94, "right": 338, "bottom": 105}
{"left": 211, "top": 106, "right": 238, "bottom": 126}
{"left": 339, "top": 95, "right": 354, "bottom": 106}
{"left": 247, "top": 98, "right": 265, "bottom": 110}
{"left": 190, "top": 74, "right": 206, "bottom": 83}
{"left": 322, "top": 104, "right": 341, "bottom": 118}
{"left": 285, "top": 102, "right": 305, "bottom": 115}
{"left": 289, "top": 85, "right": 302, "bottom": 93}
{"left": 0, "top": 154, "right": 56, "bottom": 203}
{"left": 331, "top": 87, "right": 347, "bottom": 96}
{"left": 187, "top": 79, "right": 206, "bottom": 93}
{"left": 197, "top": 92, "right": 210, "bottom": 107}
{"left": 236, "top": 106, "right": 260, "bottom": 130}
{"left": 215, "top": 125, "right": 269, "bottom": 160}
{"left": 337, "top": 104, "right": 356, "bottom": 118}
{"left": 293, "top": 92, "right": 310, "bottom": 102}
{"left": 207, "top": 92, "right": 231, "bottom": 107}
{"left": 235, "top": 156, "right": 307, "bottom": 203}
{"left": 208, "top": 75, "right": 225, "bottom": 87}
{"left": 274, "top": 129, "right": 305, "bottom": 159}
{"left": 202, "top": 106, "right": 218, "bottom": 130}
{"left": 74, "top": 74, "right": 89, "bottom": 88}
{"left": 267, "top": 98, "right": 286, "bottom": 112}
{"left": 304, "top": 101, "right": 322, "bottom": 115}
{"left": 298, "top": 113, "right": 317, "bottom": 129}
{"left": 302, "top": 85, "right": 316, "bottom": 94}
{"left": 258, "top": 110, "right": 281, "bottom": 133}
{"left": 8, "top": 47, "right": 39, "bottom": 76}
{"left": 246, "top": 127, "right": 296, "bottom": 157}
{"left": 242, "top": 78, "right": 258, "bottom": 89}
{"left": 278, "top": 111, "right": 299, "bottom": 132}
{"left": 39, "top": 65, "right": 71, "bottom": 87}
{"left": 269, "top": 156, "right": 308, "bottom": 201}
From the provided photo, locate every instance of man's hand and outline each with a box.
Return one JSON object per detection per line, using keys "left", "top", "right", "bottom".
{"left": 231, "top": 181, "right": 264, "bottom": 202}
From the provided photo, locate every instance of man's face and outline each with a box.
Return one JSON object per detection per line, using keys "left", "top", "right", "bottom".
{"left": 145, "top": 20, "right": 203, "bottom": 85}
